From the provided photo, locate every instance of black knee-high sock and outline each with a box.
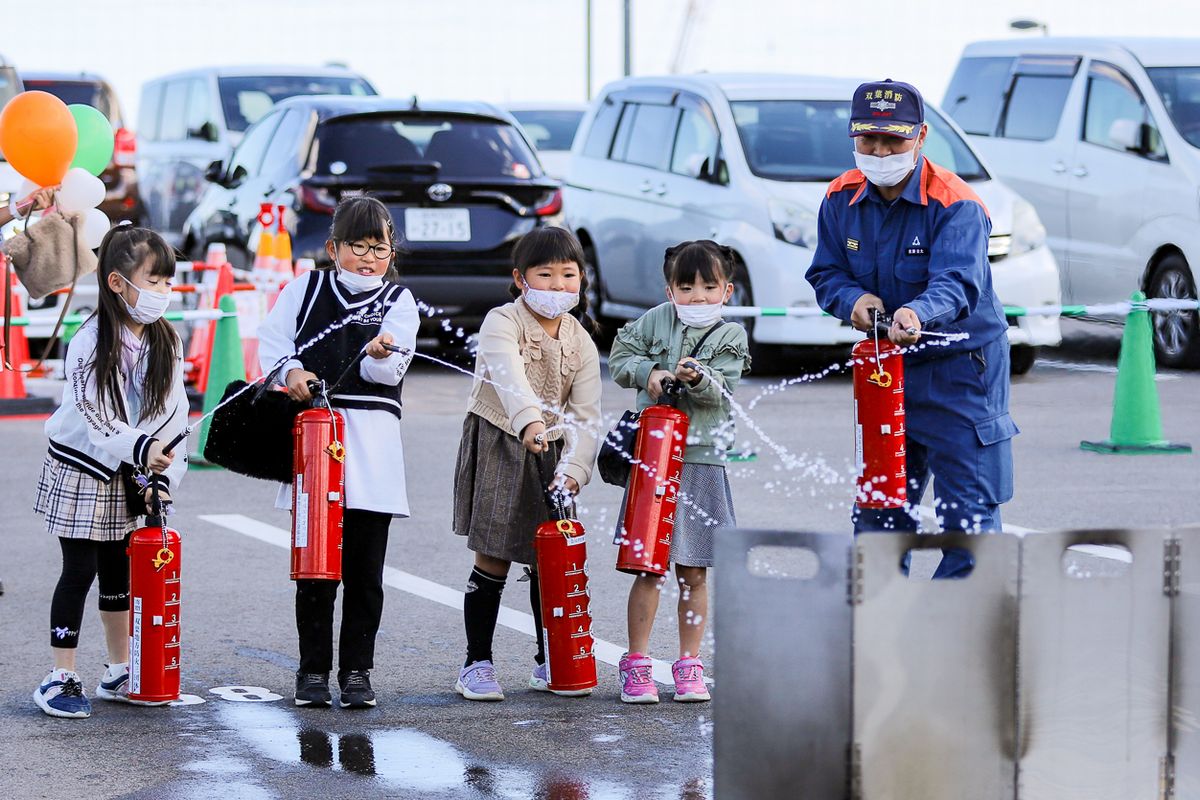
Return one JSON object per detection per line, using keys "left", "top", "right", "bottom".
{"left": 463, "top": 566, "right": 505, "bottom": 667}
{"left": 529, "top": 571, "right": 545, "bottom": 666}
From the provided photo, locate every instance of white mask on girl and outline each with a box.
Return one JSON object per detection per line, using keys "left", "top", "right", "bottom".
{"left": 853, "top": 147, "right": 919, "bottom": 188}
{"left": 118, "top": 274, "right": 171, "bottom": 324}
{"left": 673, "top": 301, "right": 724, "bottom": 328}
{"left": 523, "top": 283, "right": 579, "bottom": 319}
{"left": 332, "top": 254, "right": 384, "bottom": 293}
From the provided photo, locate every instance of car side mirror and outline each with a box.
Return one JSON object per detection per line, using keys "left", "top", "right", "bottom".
{"left": 699, "top": 156, "right": 729, "bottom": 185}
{"left": 204, "top": 159, "right": 226, "bottom": 184}
{"left": 226, "top": 164, "right": 249, "bottom": 189}
{"left": 190, "top": 121, "right": 219, "bottom": 143}
{"left": 1108, "top": 118, "right": 1142, "bottom": 152}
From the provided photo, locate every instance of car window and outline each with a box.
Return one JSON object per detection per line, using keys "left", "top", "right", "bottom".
{"left": 0, "top": 68, "right": 19, "bottom": 112}
{"left": 944, "top": 57, "right": 1014, "bottom": 135}
{"left": 25, "top": 81, "right": 111, "bottom": 119}
{"left": 1084, "top": 62, "right": 1167, "bottom": 160}
{"left": 160, "top": 80, "right": 189, "bottom": 142}
{"left": 583, "top": 99, "right": 623, "bottom": 158}
{"left": 998, "top": 75, "right": 1073, "bottom": 140}
{"left": 923, "top": 109, "right": 989, "bottom": 179}
{"left": 315, "top": 114, "right": 541, "bottom": 179}
{"left": 228, "top": 113, "right": 282, "bottom": 178}
{"left": 260, "top": 110, "right": 308, "bottom": 180}
{"left": 185, "top": 78, "right": 214, "bottom": 138}
{"left": 138, "top": 83, "right": 164, "bottom": 142}
{"left": 622, "top": 103, "right": 680, "bottom": 171}
{"left": 218, "top": 75, "right": 375, "bottom": 133}
{"left": 510, "top": 109, "right": 585, "bottom": 152}
{"left": 670, "top": 106, "right": 719, "bottom": 178}
{"left": 1147, "top": 66, "right": 1200, "bottom": 149}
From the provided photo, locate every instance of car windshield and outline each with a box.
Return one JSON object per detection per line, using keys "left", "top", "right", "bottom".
{"left": 25, "top": 81, "right": 111, "bottom": 120}
{"left": 0, "top": 69, "right": 19, "bottom": 120}
{"left": 315, "top": 114, "right": 543, "bottom": 180}
{"left": 509, "top": 109, "right": 585, "bottom": 151}
{"left": 730, "top": 99, "right": 989, "bottom": 182}
{"left": 218, "top": 75, "right": 374, "bottom": 132}
{"left": 1147, "top": 66, "right": 1200, "bottom": 149}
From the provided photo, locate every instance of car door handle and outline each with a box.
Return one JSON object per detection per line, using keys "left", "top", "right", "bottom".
{"left": 1072, "top": 166, "right": 1089, "bottom": 177}
{"left": 1051, "top": 161, "right": 1067, "bottom": 173}
{"left": 639, "top": 181, "right": 653, "bottom": 193}
{"left": 653, "top": 184, "right": 668, "bottom": 196}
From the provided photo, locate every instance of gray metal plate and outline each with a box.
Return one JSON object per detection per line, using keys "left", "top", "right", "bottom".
{"left": 1018, "top": 530, "right": 1170, "bottom": 800}
{"left": 1172, "top": 527, "right": 1200, "bottom": 796}
{"left": 854, "top": 533, "right": 1019, "bottom": 800}
{"left": 714, "top": 530, "right": 853, "bottom": 800}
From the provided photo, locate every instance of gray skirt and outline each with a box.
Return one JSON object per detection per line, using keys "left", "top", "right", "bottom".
{"left": 613, "top": 462, "right": 735, "bottom": 569}
{"left": 453, "top": 413, "right": 567, "bottom": 565}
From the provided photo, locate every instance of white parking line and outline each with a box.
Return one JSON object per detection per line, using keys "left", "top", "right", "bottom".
{"left": 1037, "top": 358, "right": 1180, "bottom": 381}
{"left": 199, "top": 513, "right": 678, "bottom": 686}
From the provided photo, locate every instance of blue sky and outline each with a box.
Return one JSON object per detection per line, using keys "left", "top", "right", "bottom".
{"left": 5, "top": 0, "right": 1200, "bottom": 125}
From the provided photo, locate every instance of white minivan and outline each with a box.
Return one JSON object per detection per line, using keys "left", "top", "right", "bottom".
{"left": 565, "top": 74, "right": 1061, "bottom": 372}
{"left": 945, "top": 38, "right": 1200, "bottom": 367}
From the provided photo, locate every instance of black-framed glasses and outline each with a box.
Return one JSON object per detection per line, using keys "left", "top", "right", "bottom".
{"left": 341, "top": 240, "right": 395, "bottom": 260}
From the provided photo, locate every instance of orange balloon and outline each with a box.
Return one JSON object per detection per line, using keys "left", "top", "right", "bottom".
{"left": 0, "top": 91, "right": 78, "bottom": 187}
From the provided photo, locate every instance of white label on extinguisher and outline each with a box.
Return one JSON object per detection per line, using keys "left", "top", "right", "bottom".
{"left": 542, "top": 629, "right": 551, "bottom": 683}
{"left": 130, "top": 597, "right": 143, "bottom": 695}
{"left": 854, "top": 400, "right": 864, "bottom": 472}
{"left": 294, "top": 474, "right": 309, "bottom": 549}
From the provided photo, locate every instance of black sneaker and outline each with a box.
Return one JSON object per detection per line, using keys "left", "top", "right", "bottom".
{"left": 294, "top": 672, "right": 331, "bottom": 707}
{"left": 338, "top": 670, "right": 376, "bottom": 708}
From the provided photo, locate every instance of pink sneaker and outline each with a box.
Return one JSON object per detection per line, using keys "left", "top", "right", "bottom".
{"left": 671, "top": 657, "right": 710, "bottom": 702}
{"left": 619, "top": 652, "right": 659, "bottom": 704}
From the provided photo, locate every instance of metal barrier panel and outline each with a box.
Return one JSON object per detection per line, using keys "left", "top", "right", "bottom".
{"left": 714, "top": 530, "right": 853, "bottom": 800}
{"left": 854, "top": 533, "right": 1018, "bottom": 800}
{"left": 1018, "top": 530, "right": 1170, "bottom": 800}
{"left": 1171, "top": 527, "right": 1200, "bottom": 796}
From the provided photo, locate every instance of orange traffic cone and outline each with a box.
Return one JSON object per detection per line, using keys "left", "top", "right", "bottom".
{"left": 252, "top": 228, "right": 277, "bottom": 276}
{"left": 193, "top": 262, "right": 237, "bottom": 393}
{"left": 275, "top": 205, "right": 294, "bottom": 279}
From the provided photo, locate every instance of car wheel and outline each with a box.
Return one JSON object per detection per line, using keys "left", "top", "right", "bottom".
{"left": 1009, "top": 345, "right": 1037, "bottom": 376}
{"left": 1147, "top": 254, "right": 1200, "bottom": 369}
{"left": 582, "top": 244, "right": 617, "bottom": 345}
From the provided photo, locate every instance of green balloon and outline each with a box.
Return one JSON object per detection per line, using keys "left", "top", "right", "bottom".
{"left": 67, "top": 104, "right": 115, "bottom": 176}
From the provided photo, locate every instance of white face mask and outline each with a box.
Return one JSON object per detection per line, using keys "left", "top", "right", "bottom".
{"left": 673, "top": 301, "right": 724, "bottom": 328}
{"left": 853, "top": 147, "right": 919, "bottom": 188}
{"left": 334, "top": 258, "right": 384, "bottom": 293}
{"left": 523, "top": 284, "right": 579, "bottom": 319}
{"left": 118, "top": 274, "right": 171, "bottom": 324}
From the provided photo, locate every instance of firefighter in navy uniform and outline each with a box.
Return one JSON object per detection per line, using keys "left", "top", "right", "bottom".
{"left": 806, "top": 80, "right": 1018, "bottom": 533}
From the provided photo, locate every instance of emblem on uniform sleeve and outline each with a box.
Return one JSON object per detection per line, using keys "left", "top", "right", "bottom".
{"left": 847, "top": 238, "right": 860, "bottom": 251}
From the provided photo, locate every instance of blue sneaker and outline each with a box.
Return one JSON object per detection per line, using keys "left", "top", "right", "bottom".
{"left": 33, "top": 669, "right": 92, "bottom": 718}
{"left": 455, "top": 660, "right": 504, "bottom": 701}
{"left": 95, "top": 663, "right": 132, "bottom": 704}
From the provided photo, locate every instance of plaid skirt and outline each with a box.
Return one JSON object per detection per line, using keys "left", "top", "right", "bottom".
{"left": 453, "top": 413, "right": 566, "bottom": 565}
{"left": 34, "top": 454, "right": 136, "bottom": 542}
{"left": 614, "top": 462, "right": 735, "bottom": 568}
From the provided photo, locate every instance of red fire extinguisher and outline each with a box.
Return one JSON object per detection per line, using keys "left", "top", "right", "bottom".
{"left": 616, "top": 378, "right": 690, "bottom": 576}
{"left": 127, "top": 480, "right": 182, "bottom": 705}
{"left": 291, "top": 380, "right": 345, "bottom": 581}
{"left": 533, "top": 455, "right": 597, "bottom": 695}
{"left": 852, "top": 320, "right": 906, "bottom": 509}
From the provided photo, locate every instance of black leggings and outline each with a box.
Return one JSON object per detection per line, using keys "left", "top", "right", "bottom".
{"left": 50, "top": 536, "right": 130, "bottom": 649}
{"left": 296, "top": 509, "right": 392, "bottom": 675}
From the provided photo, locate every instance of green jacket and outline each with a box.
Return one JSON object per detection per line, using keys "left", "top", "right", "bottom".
{"left": 608, "top": 303, "right": 751, "bottom": 465}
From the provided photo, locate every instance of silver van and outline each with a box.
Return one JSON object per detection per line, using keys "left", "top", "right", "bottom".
{"left": 137, "top": 65, "right": 375, "bottom": 247}
{"left": 946, "top": 38, "right": 1200, "bottom": 367}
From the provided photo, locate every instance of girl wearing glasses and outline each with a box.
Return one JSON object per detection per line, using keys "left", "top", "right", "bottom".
{"left": 257, "top": 196, "right": 420, "bottom": 710}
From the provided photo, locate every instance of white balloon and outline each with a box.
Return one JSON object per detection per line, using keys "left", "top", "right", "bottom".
{"left": 83, "top": 208, "right": 111, "bottom": 249}
{"left": 58, "top": 167, "right": 106, "bottom": 213}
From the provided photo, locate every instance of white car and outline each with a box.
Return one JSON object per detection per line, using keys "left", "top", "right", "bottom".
{"left": 946, "top": 38, "right": 1200, "bottom": 368}
{"left": 503, "top": 103, "right": 588, "bottom": 180}
{"left": 565, "top": 74, "right": 1062, "bottom": 372}
{"left": 0, "top": 55, "right": 25, "bottom": 219}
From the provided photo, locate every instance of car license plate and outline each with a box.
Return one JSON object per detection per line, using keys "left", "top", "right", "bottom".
{"left": 405, "top": 209, "right": 471, "bottom": 242}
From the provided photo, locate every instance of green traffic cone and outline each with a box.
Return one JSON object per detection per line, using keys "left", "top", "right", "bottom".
{"left": 1081, "top": 291, "right": 1191, "bottom": 455}
{"left": 190, "top": 295, "right": 247, "bottom": 469}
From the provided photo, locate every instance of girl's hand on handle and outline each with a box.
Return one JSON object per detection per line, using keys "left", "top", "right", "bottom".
{"left": 647, "top": 368, "right": 674, "bottom": 402}
{"left": 521, "top": 421, "right": 548, "bottom": 454}
{"left": 551, "top": 475, "right": 581, "bottom": 497}
{"left": 674, "top": 358, "right": 702, "bottom": 386}
{"left": 147, "top": 440, "right": 175, "bottom": 473}
{"left": 141, "top": 487, "right": 172, "bottom": 513}
{"left": 365, "top": 333, "right": 395, "bottom": 360}
{"left": 286, "top": 368, "right": 319, "bottom": 401}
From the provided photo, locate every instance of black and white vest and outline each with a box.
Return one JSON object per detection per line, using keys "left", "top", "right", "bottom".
{"left": 295, "top": 270, "right": 407, "bottom": 420}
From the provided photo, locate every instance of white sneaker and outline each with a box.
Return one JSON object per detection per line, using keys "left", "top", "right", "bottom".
{"left": 95, "top": 663, "right": 132, "bottom": 703}
{"left": 33, "top": 669, "right": 92, "bottom": 718}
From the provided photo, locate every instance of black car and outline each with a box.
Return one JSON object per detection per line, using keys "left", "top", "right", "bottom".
{"left": 182, "top": 96, "right": 563, "bottom": 332}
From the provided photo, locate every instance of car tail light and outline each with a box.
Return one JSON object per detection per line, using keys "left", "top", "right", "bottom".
{"left": 114, "top": 127, "right": 137, "bottom": 167}
{"left": 300, "top": 184, "right": 337, "bottom": 214}
{"left": 533, "top": 188, "right": 563, "bottom": 217}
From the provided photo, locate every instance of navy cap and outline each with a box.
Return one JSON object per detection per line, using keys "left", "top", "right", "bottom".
{"left": 849, "top": 79, "right": 925, "bottom": 139}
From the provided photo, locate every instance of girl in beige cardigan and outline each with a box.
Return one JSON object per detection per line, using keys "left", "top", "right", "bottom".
{"left": 452, "top": 227, "right": 602, "bottom": 701}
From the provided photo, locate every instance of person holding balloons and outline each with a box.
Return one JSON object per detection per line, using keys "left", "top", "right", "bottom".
{"left": 0, "top": 185, "right": 57, "bottom": 228}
